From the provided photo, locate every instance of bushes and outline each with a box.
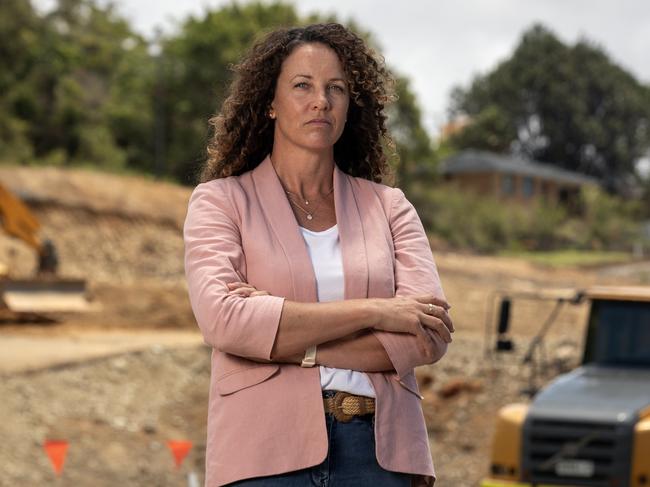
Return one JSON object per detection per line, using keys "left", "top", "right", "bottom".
{"left": 412, "top": 183, "right": 644, "bottom": 253}
{"left": 573, "top": 185, "right": 642, "bottom": 250}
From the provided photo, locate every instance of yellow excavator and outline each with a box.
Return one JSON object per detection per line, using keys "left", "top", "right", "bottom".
{"left": 0, "top": 183, "right": 91, "bottom": 315}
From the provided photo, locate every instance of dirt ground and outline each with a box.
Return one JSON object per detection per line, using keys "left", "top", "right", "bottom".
{"left": 1, "top": 165, "right": 648, "bottom": 486}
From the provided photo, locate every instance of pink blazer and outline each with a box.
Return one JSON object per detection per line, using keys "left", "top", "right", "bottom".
{"left": 184, "top": 155, "right": 448, "bottom": 487}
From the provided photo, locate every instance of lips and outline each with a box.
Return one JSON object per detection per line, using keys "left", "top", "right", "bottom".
{"left": 307, "top": 118, "right": 331, "bottom": 125}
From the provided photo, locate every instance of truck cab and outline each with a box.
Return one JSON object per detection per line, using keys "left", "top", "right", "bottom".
{"left": 482, "top": 286, "right": 650, "bottom": 487}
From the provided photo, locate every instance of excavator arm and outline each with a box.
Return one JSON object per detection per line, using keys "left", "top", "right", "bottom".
{"left": 0, "top": 183, "right": 42, "bottom": 251}
{"left": 0, "top": 183, "right": 58, "bottom": 274}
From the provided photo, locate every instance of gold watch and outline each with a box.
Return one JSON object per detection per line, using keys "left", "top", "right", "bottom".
{"left": 300, "top": 345, "right": 317, "bottom": 367}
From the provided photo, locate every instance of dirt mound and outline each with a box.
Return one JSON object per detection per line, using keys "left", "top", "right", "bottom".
{"left": 0, "top": 165, "right": 191, "bottom": 228}
{"left": 1, "top": 165, "right": 195, "bottom": 329}
{"left": 0, "top": 166, "right": 191, "bottom": 283}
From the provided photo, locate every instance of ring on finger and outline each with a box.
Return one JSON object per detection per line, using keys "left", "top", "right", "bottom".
{"left": 427, "top": 303, "right": 435, "bottom": 315}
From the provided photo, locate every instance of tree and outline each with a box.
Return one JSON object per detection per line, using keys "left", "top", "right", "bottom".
{"left": 1, "top": 0, "right": 434, "bottom": 188}
{"left": 0, "top": 0, "right": 45, "bottom": 161}
{"left": 449, "top": 24, "right": 650, "bottom": 194}
{"left": 0, "top": 0, "right": 154, "bottom": 171}
{"left": 160, "top": 2, "right": 300, "bottom": 182}
{"left": 42, "top": 0, "right": 155, "bottom": 170}
{"left": 386, "top": 75, "right": 435, "bottom": 191}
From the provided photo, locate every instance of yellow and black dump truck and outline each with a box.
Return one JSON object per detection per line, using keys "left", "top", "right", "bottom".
{"left": 482, "top": 286, "right": 650, "bottom": 487}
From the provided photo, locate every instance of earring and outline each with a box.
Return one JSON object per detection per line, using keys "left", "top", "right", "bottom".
{"left": 268, "top": 109, "right": 276, "bottom": 119}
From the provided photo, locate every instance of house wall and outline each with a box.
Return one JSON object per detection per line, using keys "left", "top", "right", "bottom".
{"left": 444, "top": 172, "right": 585, "bottom": 208}
{"left": 442, "top": 172, "right": 496, "bottom": 195}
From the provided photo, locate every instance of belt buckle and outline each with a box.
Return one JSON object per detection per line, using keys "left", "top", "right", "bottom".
{"left": 332, "top": 391, "right": 355, "bottom": 423}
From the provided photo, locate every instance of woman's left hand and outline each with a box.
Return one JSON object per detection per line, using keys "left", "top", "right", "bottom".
{"left": 227, "top": 281, "right": 271, "bottom": 297}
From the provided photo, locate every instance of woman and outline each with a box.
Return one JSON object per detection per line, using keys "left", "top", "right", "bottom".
{"left": 184, "top": 23, "right": 453, "bottom": 487}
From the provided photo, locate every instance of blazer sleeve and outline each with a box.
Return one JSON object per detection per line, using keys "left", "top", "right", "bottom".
{"left": 372, "top": 187, "right": 449, "bottom": 379}
{"left": 183, "top": 181, "right": 286, "bottom": 360}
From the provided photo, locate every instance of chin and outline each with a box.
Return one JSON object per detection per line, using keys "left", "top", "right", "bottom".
{"left": 307, "top": 133, "right": 344, "bottom": 148}
{"left": 298, "top": 139, "right": 338, "bottom": 152}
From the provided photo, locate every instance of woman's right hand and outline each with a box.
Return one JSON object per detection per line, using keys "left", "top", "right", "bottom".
{"left": 371, "top": 295, "right": 454, "bottom": 343}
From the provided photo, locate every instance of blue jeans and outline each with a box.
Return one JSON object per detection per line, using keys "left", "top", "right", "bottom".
{"left": 225, "top": 391, "right": 412, "bottom": 486}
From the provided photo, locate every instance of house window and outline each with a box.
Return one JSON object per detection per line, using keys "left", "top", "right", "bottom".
{"left": 501, "top": 174, "right": 515, "bottom": 196}
{"left": 522, "top": 177, "right": 534, "bottom": 198}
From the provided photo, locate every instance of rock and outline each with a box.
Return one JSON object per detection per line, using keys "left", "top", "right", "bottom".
{"left": 111, "top": 416, "right": 127, "bottom": 429}
{"left": 415, "top": 368, "right": 435, "bottom": 389}
{"left": 111, "top": 357, "right": 128, "bottom": 371}
{"left": 438, "top": 377, "right": 484, "bottom": 399}
{"left": 149, "top": 441, "right": 163, "bottom": 451}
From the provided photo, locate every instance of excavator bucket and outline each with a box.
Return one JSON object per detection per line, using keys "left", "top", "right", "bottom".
{"left": 0, "top": 278, "right": 94, "bottom": 313}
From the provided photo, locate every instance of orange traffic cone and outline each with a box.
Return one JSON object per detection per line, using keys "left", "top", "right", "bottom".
{"left": 43, "top": 440, "right": 69, "bottom": 476}
{"left": 167, "top": 440, "right": 192, "bottom": 469}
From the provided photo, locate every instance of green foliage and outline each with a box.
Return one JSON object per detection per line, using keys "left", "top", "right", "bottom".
{"left": 1, "top": 0, "right": 436, "bottom": 189}
{"left": 0, "top": 0, "right": 154, "bottom": 172}
{"left": 500, "top": 250, "right": 632, "bottom": 268}
{"left": 447, "top": 105, "right": 512, "bottom": 153}
{"left": 159, "top": 2, "right": 300, "bottom": 182}
{"left": 450, "top": 24, "right": 650, "bottom": 194}
{"left": 0, "top": 0, "right": 42, "bottom": 162}
{"left": 414, "top": 183, "right": 643, "bottom": 254}
{"left": 415, "top": 184, "right": 531, "bottom": 253}
{"left": 556, "top": 186, "right": 642, "bottom": 250}
{"left": 0, "top": 101, "right": 34, "bottom": 161}
{"left": 386, "top": 76, "right": 435, "bottom": 189}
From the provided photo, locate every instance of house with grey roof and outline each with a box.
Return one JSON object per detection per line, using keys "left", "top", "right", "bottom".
{"left": 440, "top": 150, "right": 599, "bottom": 208}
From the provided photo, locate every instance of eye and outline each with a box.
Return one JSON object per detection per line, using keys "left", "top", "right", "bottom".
{"left": 329, "top": 84, "right": 345, "bottom": 93}
{"left": 294, "top": 82, "right": 309, "bottom": 89}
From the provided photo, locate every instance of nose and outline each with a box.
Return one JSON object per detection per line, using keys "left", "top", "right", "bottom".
{"left": 312, "top": 89, "right": 330, "bottom": 111}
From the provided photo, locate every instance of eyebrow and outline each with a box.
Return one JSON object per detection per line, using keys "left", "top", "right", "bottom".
{"left": 290, "top": 74, "right": 346, "bottom": 83}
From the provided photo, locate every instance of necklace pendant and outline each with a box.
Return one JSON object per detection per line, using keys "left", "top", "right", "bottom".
{"left": 304, "top": 201, "right": 309, "bottom": 205}
{"left": 306, "top": 214, "right": 313, "bottom": 220}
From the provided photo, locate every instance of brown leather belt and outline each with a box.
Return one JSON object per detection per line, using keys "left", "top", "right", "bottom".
{"left": 322, "top": 391, "right": 375, "bottom": 422}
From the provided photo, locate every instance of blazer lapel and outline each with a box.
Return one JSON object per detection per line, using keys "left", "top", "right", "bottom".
{"left": 251, "top": 156, "right": 370, "bottom": 303}
{"left": 334, "top": 164, "right": 370, "bottom": 300}
{"left": 251, "top": 156, "right": 317, "bottom": 303}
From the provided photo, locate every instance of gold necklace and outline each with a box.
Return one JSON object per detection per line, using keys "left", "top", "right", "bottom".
{"left": 284, "top": 187, "right": 334, "bottom": 221}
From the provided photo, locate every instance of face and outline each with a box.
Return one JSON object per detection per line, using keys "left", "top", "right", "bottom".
{"left": 270, "top": 42, "right": 350, "bottom": 153}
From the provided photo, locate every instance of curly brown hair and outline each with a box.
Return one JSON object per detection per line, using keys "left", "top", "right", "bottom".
{"left": 199, "top": 23, "right": 396, "bottom": 183}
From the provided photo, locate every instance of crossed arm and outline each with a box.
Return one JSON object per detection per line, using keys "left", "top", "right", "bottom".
{"left": 317, "top": 329, "right": 395, "bottom": 371}
{"left": 282, "top": 331, "right": 397, "bottom": 372}
{"left": 226, "top": 283, "right": 451, "bottom": 372}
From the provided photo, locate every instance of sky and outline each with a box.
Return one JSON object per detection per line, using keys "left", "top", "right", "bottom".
{"left": 34, "top": 0, "right": 650, "bottom": 139}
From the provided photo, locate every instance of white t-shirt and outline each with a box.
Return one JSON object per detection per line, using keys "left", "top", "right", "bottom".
{"left": 299, "top": 224, "right": 376, "bottom": 398}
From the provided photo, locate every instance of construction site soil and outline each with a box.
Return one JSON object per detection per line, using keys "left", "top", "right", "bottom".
{"left": 0, "top": 165, "right": 648, "bottom": 486}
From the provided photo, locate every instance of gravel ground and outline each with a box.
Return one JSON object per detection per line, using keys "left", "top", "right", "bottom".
{"left": 0, "top": 346, "right": 211, "bottom": 486}
{"left": 0, "top": 330, "right": 582, "bottom": 487}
